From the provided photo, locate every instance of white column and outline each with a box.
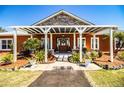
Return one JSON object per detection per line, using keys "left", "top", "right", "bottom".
{"left": 79, "top": 33, "right": 82, "bottom": 62}
{"left": 110, "top": 28, "right": 113, "bottom": 62}
{"left": 13, "top": 30, "right": 17, "bottom": 63}
{"left": 73, "top": 33, "right": 76, "bottom": 49}
{"left": 30, "top": 34, "right": 33, "bottom": 38}
{"left": 45, "top": 33, "right": 48, "bottom": 63}
{"left": 50, "top": 34, "right": 53, "bottom": 49}
{"left": 93, "top": 34, "right": 96, "bottom": 50}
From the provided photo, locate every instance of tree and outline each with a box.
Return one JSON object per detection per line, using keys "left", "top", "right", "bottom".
{"left": 114, "top": 31, "right": 124, "bottom": 57}
{"left": 103, "top": 31, "right": 124, "bottom": 57}
{"left": 0, "top": 27, "right": 6, "bottom": 32}
{"left": 23, "top": 38, "right": 41, "bottom": 53}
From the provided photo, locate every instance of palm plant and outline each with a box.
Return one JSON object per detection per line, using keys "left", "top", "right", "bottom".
{"left": 23, "top": 38, "right": 41, "bottom": 53}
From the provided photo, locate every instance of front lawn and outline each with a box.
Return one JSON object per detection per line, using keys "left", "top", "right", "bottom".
{"left": 86, "top": 69, "right": 124, "bottom": 87}
{"left": 0, "top": 70, "right": 42, "bottom": 87}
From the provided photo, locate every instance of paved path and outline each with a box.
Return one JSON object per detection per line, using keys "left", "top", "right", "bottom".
{"left": 21, "top": 62, "right": 101, "bottom": 71}
{"left": 28, "top": 70, "right": 91, "bottom": 87}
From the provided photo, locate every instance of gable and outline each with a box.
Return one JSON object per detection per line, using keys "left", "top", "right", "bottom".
{"left": 33, "top": 10, "right": 94, "bottom": 26}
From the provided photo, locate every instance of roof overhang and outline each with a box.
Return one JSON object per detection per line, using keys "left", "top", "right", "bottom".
{"left": 10, "top": 25, "right": 118, "bottom": 34}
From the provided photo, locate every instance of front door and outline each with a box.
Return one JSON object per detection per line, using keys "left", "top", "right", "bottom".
{"left": 57, "top": 37, "right": 70, "bottom": 52}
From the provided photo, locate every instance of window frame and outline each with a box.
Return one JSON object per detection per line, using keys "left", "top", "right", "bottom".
{"left": 91, "top": 37, "right": 99, "bottom": 50}
{"left": 0, "top": 38, "right": 13, "bottom": 51}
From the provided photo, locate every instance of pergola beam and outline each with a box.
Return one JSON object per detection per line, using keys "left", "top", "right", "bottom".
{"left": 34, "top": 28, "right": 43, "bottom": 33}
{"left": 10, "top": 25, "right": 117, "bottom": 28}
{"left": 69, "top": 27, "right": 73, "bottom": 33}
{"left": 18, "top": 28, "right": 33, "bottom": 34}
{"left": 52, "top": 27, "right": 56, "bottom": 33}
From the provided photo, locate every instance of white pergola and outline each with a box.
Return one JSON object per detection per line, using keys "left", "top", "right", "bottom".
{"left": 10, "top": 25, "right": 117, "bottom": 63}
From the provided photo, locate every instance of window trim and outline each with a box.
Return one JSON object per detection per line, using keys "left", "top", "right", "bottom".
{"left": 77, "top": 37, "right": 86, "bottom": 48}
{"left": 91, "top": 37, "right": 99, "bottom": 50}
{"left": 0, "top": 38, "right": 13, "bottom": 51}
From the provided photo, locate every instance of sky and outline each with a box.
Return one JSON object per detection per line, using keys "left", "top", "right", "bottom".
{"left": 0, "top": 5, "right": 124, "bottom": 30}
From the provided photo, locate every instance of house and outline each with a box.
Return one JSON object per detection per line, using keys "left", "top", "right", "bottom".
{"left": 0, "top": 10, "right": 118, "bottom": 63}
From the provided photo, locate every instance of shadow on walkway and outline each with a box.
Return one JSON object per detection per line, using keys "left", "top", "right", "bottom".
{"left": 28, "top": 70, "right": 91, "bottom": 87}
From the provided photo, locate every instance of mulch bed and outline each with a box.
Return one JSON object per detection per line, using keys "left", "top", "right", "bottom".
{"left": 0, "top": 59, "right": 28, "bottom": 70}
{"left": 94, "top": 54, "right": 124, "bottom": 69}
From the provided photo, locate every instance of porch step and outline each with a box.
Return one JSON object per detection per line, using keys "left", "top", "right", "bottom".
{"left": 57, "top": 55, "right": 68, "bottom": 62}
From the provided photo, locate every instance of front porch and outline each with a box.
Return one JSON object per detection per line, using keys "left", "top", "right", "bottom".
{"left": 11, "top": 25, "right": 117, "bottom": 63}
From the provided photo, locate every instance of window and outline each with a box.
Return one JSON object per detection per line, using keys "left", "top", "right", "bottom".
{"left": 0, "top": 39, "right": 13, "bottom": 50}
{"left": 77, "top": 38, "right": 86, "bottom": 48}
{"left": 91, "top": 37, "right": 99, "bottom": 50}
{"left": 115, "top": 38, "right": 124, "bottom": 49}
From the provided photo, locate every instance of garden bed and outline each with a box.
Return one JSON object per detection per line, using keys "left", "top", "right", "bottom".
{"left": 94, "top": 54, "right": 124, "bottom": 70}
{"left": 0, "top": 59, "right": 28, "bottom": 70}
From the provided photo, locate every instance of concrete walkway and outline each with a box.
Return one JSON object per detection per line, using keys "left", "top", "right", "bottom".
{"left": 28, "top": 70, "right": 91, "bottom": 87}
{"left": 20, "top": 61, "right": 101, "bottom": 71}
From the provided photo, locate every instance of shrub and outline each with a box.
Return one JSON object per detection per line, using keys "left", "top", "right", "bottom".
{"left": 97, "top": 50, "right": 103, "bottom": 58}
{"left": 68, "top": 56, "right": 73, "bottom": 63}
{"left": 82, "top": 47, "right": 88, "bottom": 54}
{"left": 90, "top": 50, "right": 99, "bottom": 60}
{"left": 35, "top": 50, "right": 45, "bottom": 63}
{"left": 118, "top": 51, "right": 124, "bottom": 60}
{"left": 71, "top": 52, "right": 80, "bottom": 63}
{"left": 23, "top": 38, "right": 41, "bottom": 53}
{"left": 0, "top": 53, "right": 13, "bottom": 63}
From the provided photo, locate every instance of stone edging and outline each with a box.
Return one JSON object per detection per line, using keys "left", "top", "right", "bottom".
{"left": 83, "top": 70, "right": 97, "bottom": 87}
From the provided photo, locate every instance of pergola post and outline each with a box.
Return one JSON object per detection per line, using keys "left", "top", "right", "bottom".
{"left": 13, "top": 29, "right": 17, "bottom": 63}
{"left": 45, "top": 33, "right": 48, "bottom": 63}
{"left": 93, "top": 34, "right": 96, "bottom": 50}
{"left": 30, "top": 34, "right": 33, "bottom": 38}
{"left": 76, "top": 27, "right": 87, "bottom": 62}
{"left": 50, "top": 33, "right": 53, "bottom": 49}
{"left": 42, "top": 27, "right": 51, "bottom": 63}
{"left": 110, "top": 28, "right": 113, "bottom": 62}
{"left": 79, "top": 32, "right": 83, "bottom": 62}
{"left": 73, "top": 32, "right": 76, "bottom": 49}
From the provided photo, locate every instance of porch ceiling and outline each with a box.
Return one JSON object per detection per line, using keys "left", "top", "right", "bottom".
{"left": 10, "top": 25, "right": 118, "bottom": 34}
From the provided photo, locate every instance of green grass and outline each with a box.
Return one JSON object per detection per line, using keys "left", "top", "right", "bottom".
{"left": 87, "top": 69, "right": 124, "bottom": 87}
{"left": 0, "top": 70, "right": 42, "bottom": 87}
